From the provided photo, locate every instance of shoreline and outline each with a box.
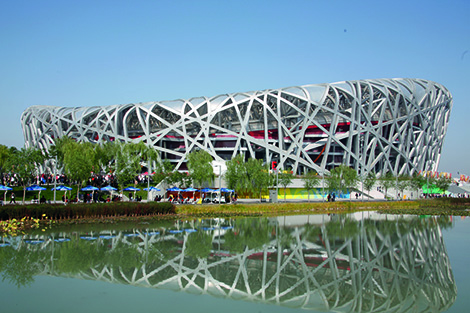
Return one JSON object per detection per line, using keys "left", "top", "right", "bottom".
{"left": 1, "top": 198, "right": 469, "bottom": 235}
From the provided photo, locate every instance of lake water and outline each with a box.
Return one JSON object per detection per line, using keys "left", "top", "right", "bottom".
{"left": 0, "top": 212, "right": 468, "bottom": 313}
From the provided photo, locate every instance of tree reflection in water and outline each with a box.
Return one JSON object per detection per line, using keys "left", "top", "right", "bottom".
{"left": 0, "top": 213, "right": 456, "bottom": 312}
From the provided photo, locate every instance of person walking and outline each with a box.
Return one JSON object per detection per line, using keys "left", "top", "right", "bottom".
{"left": 10, "top": 192, "right": 16, "bottom": 204}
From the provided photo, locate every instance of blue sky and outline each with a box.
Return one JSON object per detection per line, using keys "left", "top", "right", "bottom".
{"left": 1, "top": 0, "right": 469, "bottom": 175}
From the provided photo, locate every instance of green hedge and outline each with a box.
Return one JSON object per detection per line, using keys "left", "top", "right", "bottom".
{"left": 417, "top": 197, "right": 470, "bottom": 207}
{"left": 0, "top": 202, "right": 175, "bottom": 221}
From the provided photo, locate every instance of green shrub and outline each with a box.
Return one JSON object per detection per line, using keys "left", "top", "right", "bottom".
{"left": 0, "top": 202, "right": 175, "bottom": 221}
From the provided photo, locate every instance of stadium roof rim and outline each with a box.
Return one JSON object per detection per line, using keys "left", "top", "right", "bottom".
{"left": 25, "top": 77, "right": 446, "bottom": 111}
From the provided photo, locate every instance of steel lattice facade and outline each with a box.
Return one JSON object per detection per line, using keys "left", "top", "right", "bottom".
{"left": 21, "top": 78, "right": 452, "bottom": 175}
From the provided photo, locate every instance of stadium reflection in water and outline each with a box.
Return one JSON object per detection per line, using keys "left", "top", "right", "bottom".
{"left": 0, "top": 213, "right": 456, "bottom": 312}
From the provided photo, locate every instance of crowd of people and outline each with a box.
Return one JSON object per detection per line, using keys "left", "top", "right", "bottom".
{"left": 1, "top": 172, "right": 124, "bottom": 188}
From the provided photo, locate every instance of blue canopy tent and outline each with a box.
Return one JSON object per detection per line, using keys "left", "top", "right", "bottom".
{"left": 211, "top": 188, "right": 229, "bottom": 203}
{"left": 123, "top": 187, "right": 140, "bottom": 191}
{"left": 166, "top": 187, "right": 184, "bottom": 202}
{"left": 81, "top": 185, "right": 99, "bottom": 203}
{"left": 143, "top": 186, "right": 161, "bottom": 202}
{"left": 123, "top": 186, "right": 140, "bottom": 201}
{"left": 200, "top": 188, "right": 215, "bottom": 192}
{"left": 52, "top": 185, "right": 73, "bottom": 191}
{"left": 144, "top": 187, "right": 161, "bottom": 191}
{"left": 101, "top": 185, "right": 117, "bottom": 191}
{"left": 200, "top": 188, "right": 215, "bottom": 203}
{"left": 26, "top": 184, "right": 47, "bottom": 203}
{"left": 0, "top": 185, "right": 12, "bottom": 205}
{"left": 81, "top": 185, "right": 99, "bottom": 191}
{"left": 220, "top": 188, "right": 234, "bottom": 193}
{"left": 0, "top": 185, "right": 13, "bottom": 191}
{"left": 183, "top": 187, "right": 198, "bottom": 192}
{"left": 182, "top": 187, "right": 199, "bottom": 201}
{"left": 100, "top": 185, "right": 117, "bottom": 202}
{"left": 166, "top": 187, "right": 183, "bottom": 192}
{"left": 219, "top": 188, "right": 235, "bottom": 203}
{"left": 51, "top": 185, "right": 73, "bottom": 203}
{"left": 26, "top": 184, "right": 47, "bottom": 191}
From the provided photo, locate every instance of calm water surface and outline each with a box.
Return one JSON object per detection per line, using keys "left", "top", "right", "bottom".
{"left": 0, "top": 212, "right": 468, "bottom": 313}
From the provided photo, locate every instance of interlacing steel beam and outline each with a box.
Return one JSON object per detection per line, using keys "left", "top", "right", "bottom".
{"left": 22, "top": 78, "right": 452, "bottom": 175}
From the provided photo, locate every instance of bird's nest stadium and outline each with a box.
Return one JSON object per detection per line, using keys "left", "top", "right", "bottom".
{"left": 21, "top": 78, "right": 452, "bottom": 176}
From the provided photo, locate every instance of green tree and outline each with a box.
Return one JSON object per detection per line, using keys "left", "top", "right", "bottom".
{"left": 113, "top": 142, "right": 142, "bottom": 190}
{"left": 326, "top": 164, "right": 358, "bottom": 200}
{"left": 0, "top": 144, "right": 11, "bottom": 183}
{"left": 278, "top": 170, "right": 294, "bottom": 202}
{"left": 225, "top": 155, "right": 270, "bottom": 201}
{"left": 379, "top": 171, "right": 395, "bottom": 200}
{"left": 134, "top": 141, "right": 160, "bottom": 199}
{"left": 47, "top": 137, "right": 76, "bottom": 202}
{"left": 6, "top": 147, "right": 46, "bottom": 203}
{"left": 167, "top": 171, "right": 192, "bottom": 188}
{"left": 363, "top": 171, "right": 376, "bottom": 201}
{"left": 302, "top": 170, "right": 320, "bottom": 202}
{"left": 61, "top": 141, "right": 97, "bottom": 199}
{"left": 187, "top": 150, "right": 214, "bottom": 190}
{"left": 152, "top": 159, "right": 174, "bottom": 187}
{"left": 94, "top": 141, "right": 117, "bottom": 179}
{"left": 50, "top": 136, "right": 75, "bottom": 169}
{"left": 410, "top": 172, "right": 426, "bottom": 199}
{"left": 245, "top": 158, "right": 271, "bottom": 202}
{"left": 225, "top": 154, "right": 246, "bottom": 190}
{"left": 424, "top": 175, "right": 437, "bottom": 197}
{"left": 435, "top": 176, "right": 452, "bottom": 194}
{"left": 396, "top": 174, "right": 410, "bottom": 200}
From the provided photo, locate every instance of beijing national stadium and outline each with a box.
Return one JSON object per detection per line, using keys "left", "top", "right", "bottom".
{"left": 21, "top": 78, "right": 452, "bottom": 176}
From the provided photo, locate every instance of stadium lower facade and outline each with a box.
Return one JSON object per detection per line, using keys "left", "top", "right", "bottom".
{"left": 22, "top": 78, "right": 452, "bottom": 176}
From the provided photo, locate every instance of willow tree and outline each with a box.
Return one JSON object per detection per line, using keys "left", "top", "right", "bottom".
{"left": 396, "top": 174, "right": 410, "bottom": 200}
{"left": 46, "top": 137, "right": 74, "bottom": 202}
{"left": 225, "top": 155, "right": 270, "bottom": 201}
{"left": 244, "top": 158, "right": 270, "bottom": 202}
{"left": 435, "top": 176, "right": 452, "bottom": 195}
{"left": 153, "top": 159, "right": 174, "bottom": 189}
{"left": 0, "top": 144, "right": 11, "bottom": 184}
{"left": 50, "top": 136, "right": 74, "bottom": 168}
{"left": 61, "top": 141, "right": 97, "bottom": 200}
{"left": 278, "top": 170, "right": 294, "bottom": 202}
{"left": 113, "top": 142, "right": 144, "bottom": 191}
{"left": 363, "top": 171, "right": 377, "bottom": 201}
{"left": 134, "top": 141, "right": 159, "bottom": 200}
{"left": 379, "top": 172, "right": 395, "bottom": 200}
{"left": 187, "top": 150, "right": 214, "bottom": 190}
{"left": 326, "top": 164, "right": 358, "bottom": 200}
{"left": 225, "top": 154, "right": 245, "bottom": 191}
{"left": 302, "top": 170, "right": 320, "bottom": 202}
{"left": 94, "top": 141, "right": 117, "bottom": 180}
{"left": 410, "top": 173, "right": 426, "bottom": 199}
{"left": 6, "top": 147, "right": 46, "bottom": 203}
